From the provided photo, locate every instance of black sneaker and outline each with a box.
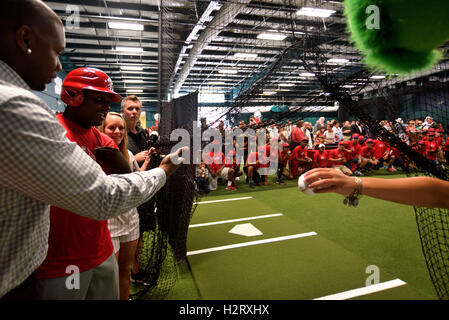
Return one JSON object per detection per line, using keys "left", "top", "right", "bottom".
{"left": 248, "top": 182, "right": 255, "bottom": 188}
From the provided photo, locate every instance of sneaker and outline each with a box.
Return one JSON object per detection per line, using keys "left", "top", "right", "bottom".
{"left": 248, "top": 182, "right": 255, "bottom": 188}
{"left": 226, "top": 185, "right": 236, "bottom": 191}
{"left": 382, "top": 165, "right": 388, "bottom": 169}
{"left": 235, "top": 177, "right": 240, "bottom": 181}
{"left": 388, "top": 167, "right": 396, "bottom": 172}
{"left": 354, "top": 170, "right": 363, "bottom": 176}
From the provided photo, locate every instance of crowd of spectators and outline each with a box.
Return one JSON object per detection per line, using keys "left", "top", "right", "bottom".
{"left": 197, "top": 115, "right": 448, "bottom": 193}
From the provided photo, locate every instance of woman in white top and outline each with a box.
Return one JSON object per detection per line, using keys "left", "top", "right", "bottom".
{"left": 324, "top": 124, "right": 336, "bottom": 144}
{"left": 99, "top": 112, "right": 150, "bottom": 300}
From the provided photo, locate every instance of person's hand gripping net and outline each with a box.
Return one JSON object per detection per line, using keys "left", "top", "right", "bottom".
{"left": 158, "top": 146, "right": 189, "bottom": 177}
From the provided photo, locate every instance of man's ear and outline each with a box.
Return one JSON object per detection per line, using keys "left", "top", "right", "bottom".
{"left": 15, "top": 25, "right": 34, "bottom": 55}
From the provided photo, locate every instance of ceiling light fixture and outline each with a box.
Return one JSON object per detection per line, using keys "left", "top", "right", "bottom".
{"left": 218, "top": 69, "right": 238, "bottom": 74}
{"left": 257, "top": 32, "right": 287, "bottom": 41}
{"left": 233, "top": 52, "right": 258, "bottom": 59}
{"left": 120, "top": 66, "right": 143, "bottom": 71}
{"left": 108, "top": 22, "right": 144, "bottom": 31}
{"left": 124, "top": 79, "right": 144, "bottom": 83}
{"left": 328, "top": 58, "right": 349, "bottom": 64}
{"left": 296, "top": 7, "right": 336, "bottom": 18}
{"left": 299, "top": 72, "right": 316, "bottom": 77}
{"left": 115, "top": 46, "right": 144, "bottom": 53}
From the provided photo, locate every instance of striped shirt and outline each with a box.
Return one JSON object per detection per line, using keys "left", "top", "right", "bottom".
{"left": 0, "top": 60, "right": 166, "bottom": 297}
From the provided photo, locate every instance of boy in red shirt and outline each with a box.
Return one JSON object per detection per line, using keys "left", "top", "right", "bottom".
{"left": 313, "top": 144, "right": 329, "bottom": 168}
{"left": 244, "top": 148, "right": 267, "bottom": 188}
{"left": 276, "top": 143, "right": 291, "bottom": 184}
{"left": 225, "top": 150, "right": 242, "bottom": 188}
{"left": 290, "top": 138, "right": 312, "bottom": 177}
{"left": 276, "top": 143, "right": 293, "bottom": 184}
{"left": 424, "top": 131, "right": 440, "bottom": 164}
{"left": 344, "top": 134, "right": 362, "bottom": 175}
{"left": 359, "top": 139, "right": 379, "bottom": 173}
{"left": 328, "top": 142, "right": 352, "bottom": 175}
{"left": 204, "top": 148, "right": 236, "bottom": 191}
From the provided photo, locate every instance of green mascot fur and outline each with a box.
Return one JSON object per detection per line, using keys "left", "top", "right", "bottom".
{"left": 344, "top": 0, "right": 449, "bottom": 74}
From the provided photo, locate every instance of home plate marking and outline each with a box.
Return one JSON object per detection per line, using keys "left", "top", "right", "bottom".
{"left": 229, "top": 223, "right": 263, "bottom": 237}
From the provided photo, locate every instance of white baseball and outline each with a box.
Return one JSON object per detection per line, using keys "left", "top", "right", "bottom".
{"left": 298, "top": 173, "right": 316, "bottom": 196}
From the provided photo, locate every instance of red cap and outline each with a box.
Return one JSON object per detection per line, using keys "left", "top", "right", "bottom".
{"left": 352, "top": 133, "right": 359, "bottom": 138}
{"left": 338, "top": 141, "right": 345, "bottom": 145}
{"left": 283, "top": 143, "right": 290, "bottom": 148}
{"left": 366, "top": 138, "right": 374, "bottom": 144}
{"left": 61, "top": 67, "right": 122, "bottom": 106}
{"left": 358, "top": 135, "right": 365, "bottom": 140}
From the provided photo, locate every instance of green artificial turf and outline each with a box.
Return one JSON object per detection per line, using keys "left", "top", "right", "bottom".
{"left": 163, "top": 171, "right": 438, "bottom": 300}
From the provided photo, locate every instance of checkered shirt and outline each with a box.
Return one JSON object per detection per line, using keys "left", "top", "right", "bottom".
{"left": 0, "top": 60, "right": 166, "bottom": 298}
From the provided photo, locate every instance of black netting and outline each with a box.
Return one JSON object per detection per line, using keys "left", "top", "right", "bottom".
{"left": 131, "top": 92, "right": 198, "bottom": 299}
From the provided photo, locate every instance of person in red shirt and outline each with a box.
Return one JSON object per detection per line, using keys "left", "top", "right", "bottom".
{"left": 244, "top": 148, "right": 266, "bottom": 188}
{"left": 225, "top": 150, "right": 242, "bottom": 188}
{"left": 204, "top": 147, "right": 236, "bottom": 191}
{"left": 344, "top": 133, "right": 363, "bottom": 175}
{"left": 290, "top": 138, "right": 312, "bottom": 177}
{"left": 328, "top": 142, "right": 352, "bottom": 175}
{"left": 258, "top": 145, "right": 270, "bottom": 185}
{"left": 413, "top": 141, "right": 427, "bottom": 156}
{"left": 313, "top": 144, "right": 329, "bottom": 168}
{"left": 277, "top": 143, "right": 291, "bottom": 183}
{"left": 424, "top": 131, "right": 440, "bottom": 164}
{"left": 372, "top": 138, "right": 390, "bottom": 169}
{"left": 358, "top": 135, "right": 366, "bottom": 148}
{"left": 359, "top": 139, "right": 379, "bottom": 172}
{"left": 290, "top": 120, "right": 305, "bottom": 151}
{"left": 34, "top": 67, "right": 124, "bottom": 299}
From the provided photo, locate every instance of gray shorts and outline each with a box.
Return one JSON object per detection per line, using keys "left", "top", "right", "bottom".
{"left": 35, "top": 253, "right": 119, "bottom": 300}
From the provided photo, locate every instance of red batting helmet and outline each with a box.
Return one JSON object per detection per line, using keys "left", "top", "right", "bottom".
{"left": 61, "top": 67, "right": 122, "bottom": 107}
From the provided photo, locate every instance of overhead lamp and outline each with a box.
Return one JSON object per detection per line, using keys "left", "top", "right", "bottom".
{"left": 262, "top": 91, "right": 276, "bottom": 95}
{"left": 115, "top": 46, "right": 144, "bottom": 53}
{"left": 328, "top": 58, "right": 349, "bottom": 64}
{"left": 124, "top": 79, "right": 144, "bottom": 83}
{"left": 257, "top": 32, "right": 287, "bottom": 41}
{"left": 371, "top": 75, "right": 386, "bottom": 80}
{"left": 296, "top": 7, "right": 336, "bottom": 18}
{"left": 208, "top": 81, "right": 226, "bottom": 85}
{"left": 233, "top": 52, "right": 258, "bottom": 59}
{"left": 120, "top": 66, "right": 143, "bottom": 71}
{"left": 218, "top": 69, "right": 238, "bottom": 74}
{"left": 108, "top": 22, "right": 144, "bottom": 31}
{"left": 342, "top": 85, "right": 356, "bottom": 88}
{"left": 279, "top": 83, "right": 295, "bottom": 87}
{"left": 126, "top": 89, "right": 143, "bottom": 93}
{"left": 299, "top": 72, "right": 316, "bottom": 77}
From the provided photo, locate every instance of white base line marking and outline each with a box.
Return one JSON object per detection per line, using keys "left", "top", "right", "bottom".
{"left": 187, "top": 232, "right": 317, "bottom": 256}
{"left": 313, "top": 278, "right": 407, "bottom": 300}
{"left": 189, "top": 213, "right": 283, "bottom": 228}
{"left": 194, "top": 196, "right": 253, "bottom": 205}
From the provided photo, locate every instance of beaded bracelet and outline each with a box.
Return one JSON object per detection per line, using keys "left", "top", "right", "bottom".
{"left": 343, "top": 177, "right": 363, "bottom": 207}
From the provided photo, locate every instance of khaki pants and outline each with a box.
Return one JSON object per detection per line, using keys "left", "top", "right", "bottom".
{"left": 35, "top": 254, "right": 119, "bottom": 300}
